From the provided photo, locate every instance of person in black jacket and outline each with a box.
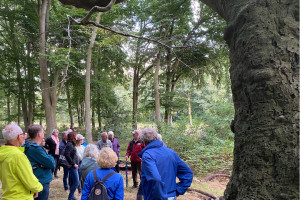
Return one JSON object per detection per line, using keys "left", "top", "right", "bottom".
{"left": 64, "top": 132, "right": 79, "bottom": 200}
{"left": 45, "top": 129, "right": 60, "bottom": 178}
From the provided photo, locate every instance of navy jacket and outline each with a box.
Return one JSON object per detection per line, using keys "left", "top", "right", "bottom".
{"left": 81, "top": 168, "right": 124, "bottom": 200}
{"left": 59, "top": 140, "right": 68, "bottom": 154}
{"left": 23, "top": 142, "right": 55, "bottom": 184}
{"left": 64, "top": 141, "right": 79, "bottom": 166}
{"left": 138, "top": 140, "right": 193, "bottom": 200}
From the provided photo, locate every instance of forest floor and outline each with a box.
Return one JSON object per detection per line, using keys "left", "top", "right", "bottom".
{"left": 49, "top": 169, "right": 228, "bottom": 200}
{"left": 0, "top": 169, "right": 228, "bottom": 200}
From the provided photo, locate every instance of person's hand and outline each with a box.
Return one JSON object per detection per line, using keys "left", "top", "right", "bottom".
{"left": 33, "top": 193, "right": 38, "bottom": 198}
{"left": 125, "top": 156, "right": 128, "bottom": 161}
{"left": 74, "top": 164, "right": 78, "bottom": 170}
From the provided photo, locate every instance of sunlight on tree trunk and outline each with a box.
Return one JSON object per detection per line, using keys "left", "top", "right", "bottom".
{"left": 85, "top": 12, "right": 102, "bottom": 143}
{"left": 154, "top": 50, "right": 161, "bottom": 124}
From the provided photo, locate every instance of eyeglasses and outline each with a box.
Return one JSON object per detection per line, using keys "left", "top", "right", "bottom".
{"left": 19, "top": 132, "right": 27, "bottom": 136}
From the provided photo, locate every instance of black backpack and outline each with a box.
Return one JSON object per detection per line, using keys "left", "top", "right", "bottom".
{"left": 88, "top": 170, "right": 116, "bottom": 200}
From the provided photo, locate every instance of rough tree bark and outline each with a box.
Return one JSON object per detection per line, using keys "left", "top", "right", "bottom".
{"left": 154, "top": 51, "right": 162, "bottom": 123}
{"left": 66, "top": 82, "right": 74, "bottom": 129}
{"left": 200, "top": 0, "right": 299, "bottom": 199}
{"left": 85, "top": 12, "right": 102, "bottom": 143}
{"left": 38, "top": 0, "right": 64, "bottom": 135}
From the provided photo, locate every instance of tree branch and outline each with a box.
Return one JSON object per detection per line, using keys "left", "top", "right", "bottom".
{"left": 205, "top": 173, "right": 231, "bottom": 182}
{"left": 198, "top": 0, "right": 226, "bottom": 20}
{"left": 187, "top": 187, "right": 219, "bottom": 200}
{"left": 69, "top": 16, "right": 173, "bottom": 50}
{"left": 139, "top": 65, "right": 154, "bottom": 81}
{"left": 80, "top": 0, "right": 116, "bottom": 24}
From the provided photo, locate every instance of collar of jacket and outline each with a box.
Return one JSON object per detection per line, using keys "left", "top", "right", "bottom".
{"left": 132, "top": 139, "right": 143, "bottom": 144}
{"left": 23, "top": 141, "right": 39, "bottom": 148}
{"left": 138, "top": 139, "right": 163, "bottom": 158}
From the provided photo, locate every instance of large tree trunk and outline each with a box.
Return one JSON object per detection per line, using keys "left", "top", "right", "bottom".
{"left": 85, "top": 12, "right": 102, "bottom": 143}
{"left": 66, "top": 82, "right": 74, "bottom": 129}
{"left": 200, "top": 0, "right": 299, "bottom": 199}
{"left": 38, "top": 0, "right": 57, "bottom": 135}
{"left": 154, "top": 51, "right": 161, "bottom": 123}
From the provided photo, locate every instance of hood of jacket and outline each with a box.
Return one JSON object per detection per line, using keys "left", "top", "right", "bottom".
{"left": 0, "top": 145, "right": 24, "bottom": 163}
{"left": 138, "top": 139, "right": 163, "bottom": 158}
{"left": 81, "top": 157, "right": 98, "bottom": 170}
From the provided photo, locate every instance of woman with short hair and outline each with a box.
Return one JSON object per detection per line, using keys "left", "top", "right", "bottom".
{"left": 81, "top": 147, "right": 124, "bottom": 200}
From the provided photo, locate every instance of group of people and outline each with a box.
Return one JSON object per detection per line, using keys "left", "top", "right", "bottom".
{"left": 0, "top": 123, "right": 193, "bottom": 200}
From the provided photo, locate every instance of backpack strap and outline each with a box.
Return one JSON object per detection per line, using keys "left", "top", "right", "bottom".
{"left": 100, "top": 171, "right": 116, "bottom": 184}
{"left": 93, "top": 170, "right": 99, "bottom": 183}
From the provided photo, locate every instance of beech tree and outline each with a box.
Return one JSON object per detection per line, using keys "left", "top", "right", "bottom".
{"left": 199, "top": 0, "right": 299, "bottom": 199}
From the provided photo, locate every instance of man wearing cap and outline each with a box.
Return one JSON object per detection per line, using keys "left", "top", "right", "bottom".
{"left": 125, "top": 129, "right": 145, "bottom": 188}
{"left": 75, "top": 134, "right": 85, "bottom": 193}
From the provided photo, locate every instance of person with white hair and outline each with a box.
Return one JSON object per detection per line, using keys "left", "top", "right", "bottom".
{"left": 81, "top": 147, "right": 124, "bottom": 200}
{"left": 125, "top": 129, "right": 145, "bottom": 188}
{"left": 80, "top": 144, "right": 99, "bottom": 182}
{"left": 138, "top": 127, "right": 193, "bottom": 200}
{"left": 0, "top": 123, "right": 43, "bottom": 199}
{"left": 96, "top": 132, "right": 112, "bottom": 150}
{"left": 108, "top": 131, "right": 121, "bottom": 172}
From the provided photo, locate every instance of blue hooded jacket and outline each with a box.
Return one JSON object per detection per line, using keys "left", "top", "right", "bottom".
{"left": 138, "top": 140, "right": 193, "bottom": 200}
{"left": 23, "top": 141, "right": 55, "bottom": 184}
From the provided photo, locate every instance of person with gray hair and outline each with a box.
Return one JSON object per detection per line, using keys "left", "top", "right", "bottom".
{"left": 0, "top": 123, "right": 43, "bottom": 199}
{"left": 138, "top": 127, "right": 193, "bottom": 200}
{"left": 81, "top": 148, "right": 124, "bottom": 200}
{"left": 80, "top": 144, "right": 99, "bottom": 185}
{"left": 108, "top": 130, "right": 121, "bottom": 172}
{"left": 96, "top": 132, "right": 112, "bottom": 150}
{"left": 45, "top": 129, "right": 60, "bottom": 178}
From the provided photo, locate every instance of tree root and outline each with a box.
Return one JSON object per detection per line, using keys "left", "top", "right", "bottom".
{"left": 205, "top": 174, "right": 231, "bottom": 182}
{"left": 187, "top": 187, "right": 219, "bottom": 200}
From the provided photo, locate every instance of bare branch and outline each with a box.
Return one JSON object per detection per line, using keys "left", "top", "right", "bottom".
{"left": 69, "top": 16, "right": 173, "bottom": 50}
{"left": 80, "top": 0, "right": 116, "bottom": 24}
{"left": 187, "top": 187, "right": 219, "bottom": 200}
{"left": 139, "top": 65, "right": 154, "bottom": 81}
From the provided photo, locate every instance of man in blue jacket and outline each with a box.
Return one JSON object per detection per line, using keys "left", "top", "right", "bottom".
{"left": 138, "top": 127, "right": 193, "bottom": 200}
{"left": 23, "top": 125, "right": 55, "bottom": 200}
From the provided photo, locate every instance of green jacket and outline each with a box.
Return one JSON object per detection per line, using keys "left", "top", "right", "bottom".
{"left": 0, "top": 145, "right": 43, "bottom": 200}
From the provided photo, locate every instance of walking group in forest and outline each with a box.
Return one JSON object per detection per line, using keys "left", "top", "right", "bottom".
{"left": 0, "top": 123, "right": 193, "bottom": 200}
